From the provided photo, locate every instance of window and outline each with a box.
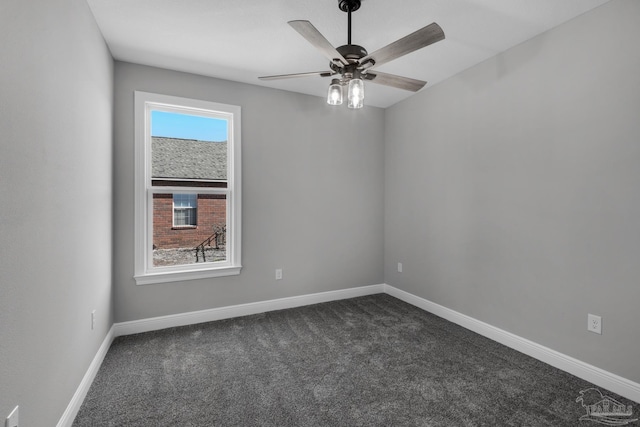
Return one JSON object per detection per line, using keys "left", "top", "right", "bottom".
{"left": 134, "top": 92, "right": 241, "bottom": 284}
{"left": 173, "top": 194, "right": 197, "bottom": 227}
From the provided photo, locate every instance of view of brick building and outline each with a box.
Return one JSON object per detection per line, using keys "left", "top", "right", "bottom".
{"left": 151, "top": 136, "right": 227, "bottom": 251}
{"left": 153, "top": 193, "right": 226, "bottom": 249}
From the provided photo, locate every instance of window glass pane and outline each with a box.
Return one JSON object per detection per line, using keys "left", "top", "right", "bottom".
{"left": 173, "top": 194, "right": 197, "bottom": 226}
{"left": 173, "top": 193, "right": 197, "bottom": 208}
{"left": 153, "top": 193, "right": 227, "bottom": 267}
{"left": 174, "top": 208, "right": 196, "bottom": 226}
{"left": 151, "top": 111, "right": 228, "bottom": 184}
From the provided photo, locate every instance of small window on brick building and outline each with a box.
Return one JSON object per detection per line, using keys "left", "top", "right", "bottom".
{"left": 134, "top": 92, "right": 242, "bottom": 284}
{"left": 173, "top": 194, "right": 197, "bottom": 227}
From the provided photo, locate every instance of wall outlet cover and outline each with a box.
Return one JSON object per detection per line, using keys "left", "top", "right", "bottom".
{"left": 588, "top": 314, "right": 602, "bottom": 334}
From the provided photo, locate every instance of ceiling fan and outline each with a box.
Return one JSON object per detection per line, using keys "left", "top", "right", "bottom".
{"left": 259, "top": 0, "right": 445, "bottom": 109}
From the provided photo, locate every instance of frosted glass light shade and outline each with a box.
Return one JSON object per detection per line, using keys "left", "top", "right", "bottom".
{"left": 327, "top": 81, "right": 343, "bottom": 105}
{"left": 347, "top": 78, "right": 364, "bottom": 109}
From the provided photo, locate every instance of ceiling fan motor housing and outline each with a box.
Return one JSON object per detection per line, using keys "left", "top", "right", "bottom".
{"left": 330, "top": 44, "right": 369, "bottom": 75}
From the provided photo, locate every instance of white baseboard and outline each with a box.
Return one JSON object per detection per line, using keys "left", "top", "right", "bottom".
{"left": 113, "top": 284, "right": 385, "bottom": 337}
{"left": 57, "top": 325, "right": 115, "bottom": 427}
{"left": 383, "top": 284, "right": 640, "bottom": 404}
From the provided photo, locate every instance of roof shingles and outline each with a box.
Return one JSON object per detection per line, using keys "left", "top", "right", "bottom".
{"left": 152, "top": 137, "right": 227, "bottom": 181}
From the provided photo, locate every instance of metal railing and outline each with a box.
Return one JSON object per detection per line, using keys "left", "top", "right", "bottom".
{"left": 194, "top": 226, "right": 226, "bottom": 262}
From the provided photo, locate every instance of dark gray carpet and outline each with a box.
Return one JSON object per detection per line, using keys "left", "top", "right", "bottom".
{"left": 73, "top": 294, "right": 638, "bottom": 426}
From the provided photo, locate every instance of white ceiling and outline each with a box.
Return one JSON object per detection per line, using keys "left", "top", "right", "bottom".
{"left": 86, "top": 0, "right": 611, "bottom": 108}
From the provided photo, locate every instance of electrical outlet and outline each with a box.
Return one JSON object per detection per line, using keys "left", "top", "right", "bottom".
{"left": 588, "top": 314, "right": 602, "bottom": 334}
{"left": 6, "top": 405, "right": 19, "bottom": 427}
{"left": 397, "top": 262, "right": 403, "bottom": 273}
{"left": 91, "top": 310, "right": 96, "bottom": 330}
{"left": 275, "top": 269, "right": 283, "bottom": 280}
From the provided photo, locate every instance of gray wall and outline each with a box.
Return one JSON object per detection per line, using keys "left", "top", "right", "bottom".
{"left": 0, "top": 0, "right": 113, "bottom": 425}
{"left": 384, "top": 0, "right": 640, "bottom": 383}
{"left": 113, "top": 62, "right": 385, "bottom": 322}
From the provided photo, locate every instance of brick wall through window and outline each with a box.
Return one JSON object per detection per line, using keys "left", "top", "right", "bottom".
{"left": 153, "top": 193, "right": 226, "bottom": 249}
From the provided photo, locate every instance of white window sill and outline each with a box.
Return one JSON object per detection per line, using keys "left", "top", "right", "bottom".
{"left": 135, "top": 265, "right": 242, "bottom": 285}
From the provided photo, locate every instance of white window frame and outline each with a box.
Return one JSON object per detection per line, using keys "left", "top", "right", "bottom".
{"left": 134, "top": 91, "right": 242, "bottom": 284}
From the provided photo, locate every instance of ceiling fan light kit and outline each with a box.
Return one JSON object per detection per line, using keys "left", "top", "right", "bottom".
{"left": 259, "top": 0, "right": 445, "bottom": 109}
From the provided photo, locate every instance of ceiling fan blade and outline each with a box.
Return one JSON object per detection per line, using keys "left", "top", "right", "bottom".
{"left": 259, "top": 71, "right": 334, "bottom": 81}
{"left": 359, "top": 22, "right": 444, "bottom": 70}
{"left": 288, "top": 20, "right": 349, "bottom": 66}
{"left": 363, "top": 71, "right": 427, "bottom": 92}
